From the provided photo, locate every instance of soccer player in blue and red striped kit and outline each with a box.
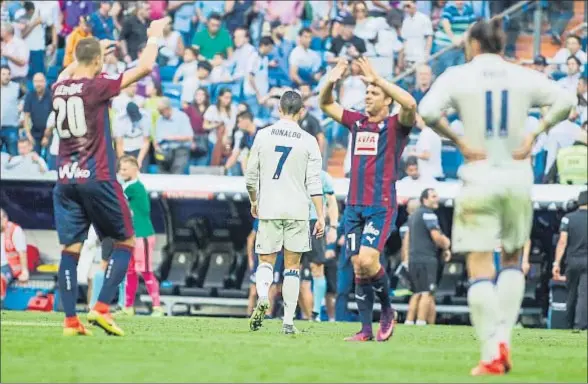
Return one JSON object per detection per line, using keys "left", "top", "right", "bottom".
{"left": 51, "top": 17, "right": 170, "bottom": 336}
{"left": 319, "top": 58, "right": 416, "bottom": 341}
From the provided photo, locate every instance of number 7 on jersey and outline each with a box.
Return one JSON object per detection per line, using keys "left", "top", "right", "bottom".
{"left": 273, "top": 146, "right": 292, "bottom": 179}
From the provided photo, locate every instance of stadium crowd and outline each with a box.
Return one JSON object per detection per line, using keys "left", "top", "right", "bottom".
{"left": 0, "top": 0, "right": 586, "bottom": 185}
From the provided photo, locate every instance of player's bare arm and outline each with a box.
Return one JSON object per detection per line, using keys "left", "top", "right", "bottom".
{"left": 356, "top": 57, "right": 417, "bottom": 127}
{"left": 244, "top": 140, "right": 260, "bottom": 218}
{"left": 120, "top": 17, "right": 172, "bottom": 89}
{"left": 318, "top": 59, "right": 347, "bottom": 124}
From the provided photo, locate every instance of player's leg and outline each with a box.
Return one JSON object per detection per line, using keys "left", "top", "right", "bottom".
{"left": 453, "top": 188, "right": 504, "bottom": 375}
{"left": 84, "top": 181, "right": 135, "bottom": 336}
{"left": 281, "top": 219, "right": 312, "bottom": 334}
{"left": 495, "top": 186, "right": 533, "bottom": 372}
{"left": 308, "top": 226, "right": 327, "bottom": 320}
{"left": 355, "top": 206, "right": 397, "bottom": 342}
{"left": 250, "top": 219, "right": 281, "bottom": 331}
{"left": 123, "top": 255, "right": 138, "bottom": 315}
{"left": 247, "top": 255, "right": 259, "bottom": 315}
{"left": 416, "top": 261, "right": 438, "bottom": 325}
{"left": 298, "top": 261, "right": 313, "bottom": 320}
{"left": 405, "top": 294, "right": 419, "bottom": 325}
{"left": 53, "top": 184, "right": 93, "bottom": 336}
{"left": 138, "top": 236, "right": 162, "bottom": 316}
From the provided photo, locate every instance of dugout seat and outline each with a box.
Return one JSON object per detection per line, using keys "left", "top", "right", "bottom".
{"left": 202, "top": 242, "right": 237, "bottom": 289}
{"left": 158, "top": 243, "right": 199, "bottom": 293}
{"left": 436, "top": 261, "right": 465, "bottom": 301}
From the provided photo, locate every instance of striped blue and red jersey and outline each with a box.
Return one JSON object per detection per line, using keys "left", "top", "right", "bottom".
{"left": 342, "top": 109, "right": 411, "bottom": 207}
{"left": 52, "top": 74, "right": 122, "bottom": 184}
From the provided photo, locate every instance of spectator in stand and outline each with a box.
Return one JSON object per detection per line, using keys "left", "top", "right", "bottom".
{"left": 112, "top": 83, "right": 145, "bottom": 118}
{"left": 308, "top": 0, "right": 335, "bottom": 21}
{"left": 431, "top": 0, "right": 475, "bottom": 76}
{"left": 230, "top": 27, "right": 256, "bottom": 80}
{"left": 550, "top": 35, "right": 587, "bottom": 74}
{"left": 88, "top": 1, "right": 115, "bottom": 41}
{"left": 149, "top": 0, "right": 167, "bottom": 21}
{"left": 180, "top": 60, "right": 212, "bottom": 105}
{"left": 545, "top": 127, "right": 587, "bottom": 185}
{"left": 120, "top": 1, "right": 150, "bottom": 64}
{"left": 543, "top": 116, "right": 583, "bottom": 180}
{"left": 63, "top": 15, "right": 92, "bottom": 67}
{"left": 399, "top": 1, "right": 433, "bottom": 72}
{"left": 224, "top": 1, "right": 253, "bottom": 35}
{"left": 1, "top": 66, "right": 21, "bottom": 156}
{"left": 0, "top": 1, "right": 11, "bottom": 24}
{"left": 397, "top": 156, "right": 438, "bottom": 188}
{"left": 173, "top": 47, "right": 199, "bottom": 84}
{"left": 58, "top": 0, "right": 94, "bottom": 42}
{"left": 547, "top": 1, "right": 575, "bottom": 45}
{"left": 195, "top": 0, "right": 225, "bottom": 29}
{"left": 23, "top": 73, "right": 51, "bottom": 153}
{"left": 558, "top": 56, "right": 583, "bottom": 94}
{"left": 0, "top": 208, "right": 29, "bottom": 301}
{"left": 144, "top": 83, "right": 165, "bottom": 132}
{"left": 243, "top": 36, "right": 273, "bottom": 122}
{"left": 553, "top": 190, "right": 588, "bottom": 331}
{"left": 158, "top": 21, "right": 185, "bottom": 67}
{"left": 4, "top": 137, "right": 48, "bottom": 176}
{"left": 289, "top": 28, "right": 323, "bottom": 87}
{"left": 127, "top": 43, "right": 162, "bottom": 98}
{"left": 0, "top": 24, "right": 29, "bottom": 84}
{"left": 192, "top": 12, "right": 233, "bottom": 60}
{"left": 208, "top": 52, "right": 233, "bottom": 83}
{"left": 409, "top": 116, "right": 444, "bottom": 180}
{"left": 328, "top": 15, "right": 367, "bottom": 61}
{"left": 169, "top": 0, "right": 197, "bottom": 47}
{"left": 14, "top": 1, "right": 55, "bottom": 78}
{"left": 259, "top": 0, "right": 304, "bottom": 28}
{"left": 351, "top": 1, "right": 379, "bottom": 56}
{"left": 267, "top": 21, "right": 295, "bottom": 87}
{"left": 154, "top": 97, "right": 193, "bottom": 174}
{"left": 102, "top": 50, "right": 126, "bottom": 77}
{"left": 183, "top": 87, "right": 210, "bottom": 165}
{"left": 576, "top": 78, "right": 587, "bottom": 124}
{"left": 429, "top": 0, "right": 447, "bottom": 31}
{"left": 411, "top": 64, "right": 433, "bottom": 105}
{"left": 114, "top": 102, "right": 152, "bottom": 171}
{"left": 297, "top": 85, "right": 326, "bottom": 153}
{"left": 223, "top": 111, "right": 258, "bottom": 175}
{"left": 340, "top": 58, "right": 366, "bottom": 111}
{"left": 203, "top": 88, "right": 238, "bottom": 150}
{"left": 532, "top": 55, "right": 550, "bottom": 77}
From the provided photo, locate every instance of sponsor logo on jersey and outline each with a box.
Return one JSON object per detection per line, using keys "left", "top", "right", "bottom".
{"left": 354, "top": 131, "right": 379, "bottom": 155}
{"left": 58, "top": 162, "right": 90, "bottom": 179}
{"left": 365, "top": 235, "right": 376, "bottom": 245}
{"left": 363, "top": 222, "right": 381, "bottom": 236}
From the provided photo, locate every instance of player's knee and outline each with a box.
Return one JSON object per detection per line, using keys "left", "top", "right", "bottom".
{"left": 467, "top": 252, "right": 496, "bottom": 280}
{"left": 310, "top": 263, "right": 324, "bottom": 278}
{"left": 258, "top": 254, "right": 276, "bottom": 266}
{"left": 283, "top": 252, "right": 301, "bottom": 269}
{"left": 63, "top": 243, "right": 83, "bottom": 255}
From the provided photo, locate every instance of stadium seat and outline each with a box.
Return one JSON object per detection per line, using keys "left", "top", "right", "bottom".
{"left": 441, "top": 146, "right": 464, "bottom": 180}
{"left": 551, "top": 71, "right": 566, "bottom": 81}
{"left": 147, "top": 164, "right": 159, "bottom": 174}
{"left": 160, "top": 66, "right": 177, "bottom": 82}
{"left": 46, "top": 65, "right": 61, "bottom": 85}
{"left": 158, "top": 244, "right": 199, "bottom": 289}
{"left": 202, "top": 242, "right": 236, "bottom": 289}
{"left": 170, "top": 97, "right": 182, "bottom": 110}
{"left": 162, "top": 82, "right": 182, "bottom": 99}
{"left": 436, "top": 262, "right": 465, "bottom": 300}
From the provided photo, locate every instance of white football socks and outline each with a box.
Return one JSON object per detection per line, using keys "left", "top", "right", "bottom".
{"left": 415, "top": 320, "right": 427, "bottom": 326}
{"left": 282, "top": 269, "right": 300, "bottom": 326}
{"left": 468, "top": 280, "right": 501, "bottom": 363}
{"left": 495, "top": 268, "right": 525, "bottom": 346}
{"left": 255, "top": 262, "right": 273, "bottom": 300}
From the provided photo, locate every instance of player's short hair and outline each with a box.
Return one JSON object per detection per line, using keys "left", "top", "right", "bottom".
{"left": 237, "top": 111, "right": 253, "bottom": 122}
{"left": 0, "top": 65, "right": 10, "bottom": 73}
{"left": 405, "top": 156, "right": 418, "bottom": 168}
{"left": 468, "top": 18, "right": 505, "bottom": 55}
{"left": 23, "top": 1, "right": 35, "bottom": 12}
{"left": 279, "top": 90, "right": 303, "bottom": 115}
{"left": 566, "top": 55, "right": 582, "bottom": 67}
{"left": 419, "top": 188, "right": 435, "bottom": 204}
{"left": 567, "top": 34, "right": 582, "bottom": 45}
{"left": 75, "top": 37, "right": 102, "bottom": 65}
{"left": 298, "top": 27, "right": 312, "bottom": 36}
{"left": 119, "top": 155, "right": 139, "bottom": 168}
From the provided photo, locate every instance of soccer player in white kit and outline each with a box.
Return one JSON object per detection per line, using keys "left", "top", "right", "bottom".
{"left": 419, "top": 19, "right": 575, "bottom": 376}
{"left": 245, "top": 90, "right": 326, "bottom": 334}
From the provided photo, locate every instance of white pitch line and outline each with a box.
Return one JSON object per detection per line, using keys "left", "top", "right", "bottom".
{"left": 1, "top": 320, "right": 61, "bottom": 327}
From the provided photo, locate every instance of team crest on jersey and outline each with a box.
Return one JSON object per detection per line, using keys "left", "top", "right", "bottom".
{"left": 354, "top": 132, "right": 379, "bottom": 156}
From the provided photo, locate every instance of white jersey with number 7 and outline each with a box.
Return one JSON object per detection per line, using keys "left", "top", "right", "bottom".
{"left": 245, "top": 119, "right": 323, "bottom": 221}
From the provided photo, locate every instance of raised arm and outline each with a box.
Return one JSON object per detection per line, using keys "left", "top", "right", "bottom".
{"left": 318, "top": 59, "right": 347, "bottom": 124}
{"left": 356, "top": 57, "right": 417, "bottom": 127}
{"left": 120, "top": 17, "right": 171, "bottom": 89}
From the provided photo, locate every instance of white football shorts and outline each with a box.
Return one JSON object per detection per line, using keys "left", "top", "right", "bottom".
{"left": 255, "top": 219, "right": 311, "bottom": 255}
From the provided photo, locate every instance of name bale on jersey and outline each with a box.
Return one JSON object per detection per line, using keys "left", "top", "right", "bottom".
{"left": 271, "top": 128, "right": 302, "bottom": 139}
{"left": 54, "top": 83, "right": 84, "bottom": 96}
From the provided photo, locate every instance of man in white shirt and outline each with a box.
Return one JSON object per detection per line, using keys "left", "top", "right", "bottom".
{"left": 1, "top": 65, "right": 21, "bottom": 156}
{"left": 550, "top": 34, "right": 587, "bottom": 73}
{"left": 399, "top": 1, "right": 433, "bottom": 69}
{"left": 397, "top": 156, "right": 438, "bottom": 189}
{"left": 0, "top": 24, "right": 29, "bottom": 81}
{"left": 419, "top": 19, "right": 575, "bottom": 376}
{"left": 557, "top": 56, "right": 582, "bottom": 94}
{"left": 243, "top": 37, "right": 274, "bottom": 122}
{"left": 289, "top": 28, "right": 323, "bottom": 87}
{"left": 229, "top": 27, "right": 257, "bottom": 81}
{"left": 4, "top": 137, "right": 48, "bottom": 176}
{"left": 245, "top": 90, "right": 325, "bottom": 335}
{"left": 543, "top": 118, "right": 583, "bottom": 179}
{"left": 410, "top": 118, "right": 444, "bottom": 179}
{"left": 111, "top": 82, "right": 145, "bottom": 118}
{"left": 114, "top": 102, "right": 151, "bottom": 171}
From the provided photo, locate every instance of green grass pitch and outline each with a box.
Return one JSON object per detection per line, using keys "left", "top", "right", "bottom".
{"left": 1, "top": 311, "right": 586, "bottom": 383}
